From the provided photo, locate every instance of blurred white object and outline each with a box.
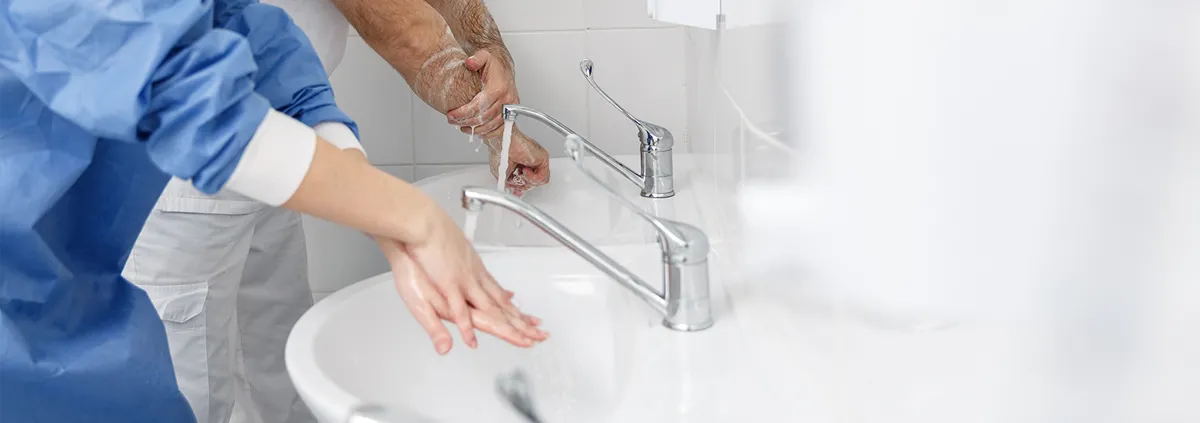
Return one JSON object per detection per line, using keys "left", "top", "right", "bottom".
{"left": 742, "top": 0, "right": 1200, "bottom": 421}
{"left": 647, "top": 0, "right": 720, "bottom": 29}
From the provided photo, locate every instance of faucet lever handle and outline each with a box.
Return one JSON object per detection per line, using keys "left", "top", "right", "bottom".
{"left": 579, "top": 59, "right": 671, "bottom": 148}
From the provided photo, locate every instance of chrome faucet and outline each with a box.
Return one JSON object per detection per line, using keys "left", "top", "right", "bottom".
{"left": 499, "top": 59, "right": 676, "bottom": 198}
{"left": 461, "top": 188, "right": 713, "bottom": 331}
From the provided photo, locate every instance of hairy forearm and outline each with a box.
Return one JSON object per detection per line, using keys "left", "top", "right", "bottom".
{"left": 331, "top": 0, "right": 482, "bottom": 114}
{"left": 425, "top": 0, "right": 514, "bottom": 71}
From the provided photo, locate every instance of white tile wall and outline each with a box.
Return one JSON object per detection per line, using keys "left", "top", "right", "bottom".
{"left": 411, "top": 99, "right": 490, "bottom": 164}
{"left": 330, "top": 37, "right": 413, "bottom": 166}
{"left": 583, "top": 0, "right": 672, "bottom": 29}
{"left": 504, "top": 31, "right": 590, "bottom": 156}
{"left": 483, "top": 0, "right": 585, "bottom": 32}
{"left": 311, "top": 0, "right": 692, "bottom": 295}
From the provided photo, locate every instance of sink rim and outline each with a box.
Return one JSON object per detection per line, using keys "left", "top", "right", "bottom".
{"left": 287, "top": 271, "right": 391, "bottom": 422}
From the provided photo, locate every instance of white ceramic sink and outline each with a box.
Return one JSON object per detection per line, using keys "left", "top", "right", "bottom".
{"left": 414, "top": 154, "right": 707, "bottom": 248}
{"left": 287, "top": 245, "right": 796, "bottom": 422}
{"left": 286, "top": 248, "right": 653, "bottom": 423}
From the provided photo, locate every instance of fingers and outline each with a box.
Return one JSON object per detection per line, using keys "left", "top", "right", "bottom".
{"left": 519, "top": 162, "right": 551, "bottom": 187}
{"left": 479, "top": 271, "right": 548, "bottom": 341}
{"left": 471, "top": 309, "right": 534, "bottom": 348}
{"left": 506, "top": 170, "right": 528, "bottom": 195}
{"left": 453, "top": 102, "right": 505, "bottom": 137}
{"left": 403, "top": 285, "right": 455, "bottom": 355}
{"left": 464, "top": 277, "right": 501, "bottom": 313}
{"left": 383, "top": 241, "right": 454, "bottom": 354}
{"left": 474, "top": 104, "right": 506, "bottom": 136}
{"left": 441, "top": 284, "right": 478, "bottom": 349}
{"left": 465, "top": 49, "right": 492, "bottom": 72}
{"left": 447, "top": 91, "right": 489, "bottom": 124}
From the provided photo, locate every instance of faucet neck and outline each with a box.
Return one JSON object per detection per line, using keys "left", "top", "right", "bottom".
{"left": 461, "top": 187, "right": 712, "bottom": 331}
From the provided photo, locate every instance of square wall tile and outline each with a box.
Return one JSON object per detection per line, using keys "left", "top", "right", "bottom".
{"left": 411, "top": 100, "right": 492, "bottom": 165}
{"left": 303, "top": 165, "right": 411, "bottom": 293}
{"left": 505, "top": 31, "right": 590, "bottom": 156}
{"left": 303, "top": 216, "right": 387, "bottom": 292}
{"left": 483, "top": 0, "right": 585, "bottom": 32}
{"left": 381, "top": 164, "right": 415, "bottom": 182}
{"left": 413, "top": 31, "right": 588, "bottom": 163}
{"left": 330, "top": 37, "right": 414, "bottom": 166}
{"left": 585, "top": 28, "right": 687, "bottom": 156}
{"left": 583, "top": 0, "right": 674, "bottom": 29}
{"left": 415, "top": 164, "right": 482, "bottom": 181}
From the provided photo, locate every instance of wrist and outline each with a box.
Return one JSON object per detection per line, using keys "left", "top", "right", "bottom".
{"left": 385, "top": 186, "right": 445, "bottom": 246}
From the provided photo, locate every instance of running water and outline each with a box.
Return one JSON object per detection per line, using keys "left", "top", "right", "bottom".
{"left": 463, "top": 210, "right": 479, "bottom": 242}
{"left": 496, "top": 120, "right": 515, "bottom": 192}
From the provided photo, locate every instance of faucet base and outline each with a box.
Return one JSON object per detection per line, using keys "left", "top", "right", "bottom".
{"left": 641, "top": 191, "right": 676, "bottom": 199}
{"left": 662, "top": 319, "right": 714, "bottom": 332}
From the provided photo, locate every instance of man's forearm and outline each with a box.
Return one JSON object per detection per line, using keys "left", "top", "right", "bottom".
{"left": 425, "top": 0, "right": 514, "bottom": 71}
{"left": 331, "top": 0, "right": 481, "bottom": 114}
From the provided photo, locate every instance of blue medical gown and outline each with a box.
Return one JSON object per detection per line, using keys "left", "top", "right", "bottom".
{"left": 219, "top": 1, "right": 360, "bottom": 132}
{"left": 0, "top": 1, "right": 355, "bottom": 421}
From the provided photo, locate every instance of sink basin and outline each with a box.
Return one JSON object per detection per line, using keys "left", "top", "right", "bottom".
{"left": 286, "top": 248, "right": 656, "bottom": 423}
{"left": 288, "top": 244, "right": 797, "bottom": 422}
{"left": 415, "top": 154, "right": 705, "bottom": 248}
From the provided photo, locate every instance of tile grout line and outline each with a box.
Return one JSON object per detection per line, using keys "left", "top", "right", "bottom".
{"left": 409, "top": 91, "right": 418, "bottom": 167}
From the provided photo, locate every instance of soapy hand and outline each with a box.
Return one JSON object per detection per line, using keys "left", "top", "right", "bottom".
{"left": 483, "top": 128, "right": 549, "bottom": 197}
{"left": 447, "top": 49, "right": 516, "bottom": 136}
{"left": 377, "top": 231, "right": 547, "bottom": 354}
{"left": 444, "top": 49, "right": 550, "bottom": 196}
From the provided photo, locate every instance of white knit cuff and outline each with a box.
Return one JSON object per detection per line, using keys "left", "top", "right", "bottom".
{"left": 223, "top": 109, "right": 317, "bottom": 206}
{"left": 314, "top": 121, "right": 365, "bottom": 155}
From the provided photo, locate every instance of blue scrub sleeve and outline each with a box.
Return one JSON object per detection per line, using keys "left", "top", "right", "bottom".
{"left": 0, "top": 0, "right": 272, "bottom": 195}
{"left": 219, "top": 2, "right": 360, "bottom": 139}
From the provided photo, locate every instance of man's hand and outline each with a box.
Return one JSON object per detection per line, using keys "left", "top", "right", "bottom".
{"left": 483, "top": 128, "right": 550, "bottom": 197}
{"left": 446, "top": 49, "right": 515, "bottom": 136}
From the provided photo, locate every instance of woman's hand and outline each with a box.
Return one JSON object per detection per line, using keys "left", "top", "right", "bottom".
{"left": 377, "top": 227, "right": 546, "bottom": 354}
{"left": 288, "top": 141, "right": 545, "bottom": 352}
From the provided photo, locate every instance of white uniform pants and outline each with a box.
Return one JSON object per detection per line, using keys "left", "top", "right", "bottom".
{"left": 125, "top": 1, "right": 350, "bottom": 422}
{"left": 125, "top": 206, "right": 315, "bottom": 423}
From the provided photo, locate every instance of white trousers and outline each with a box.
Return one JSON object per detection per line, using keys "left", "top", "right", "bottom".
{"left": 124, "top": 205, "right": 315, "bottom": 423}
{"left": 124, "top": 2, "right": 348, "bottom": 422}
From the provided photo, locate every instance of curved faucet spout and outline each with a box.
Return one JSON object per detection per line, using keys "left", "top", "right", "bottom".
{"left": 501, "top": 105, "right": 647, "bottom": 193}
{"left": 462, "top": 187, "right": 668, "bottom": 315}
{"left": 461, "top": 187, "right": 713, "bottom": 331}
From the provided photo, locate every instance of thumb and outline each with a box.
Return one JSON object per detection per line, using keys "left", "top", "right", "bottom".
{"left": 465, "top": 49, "right": 492, "bottom": 72}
